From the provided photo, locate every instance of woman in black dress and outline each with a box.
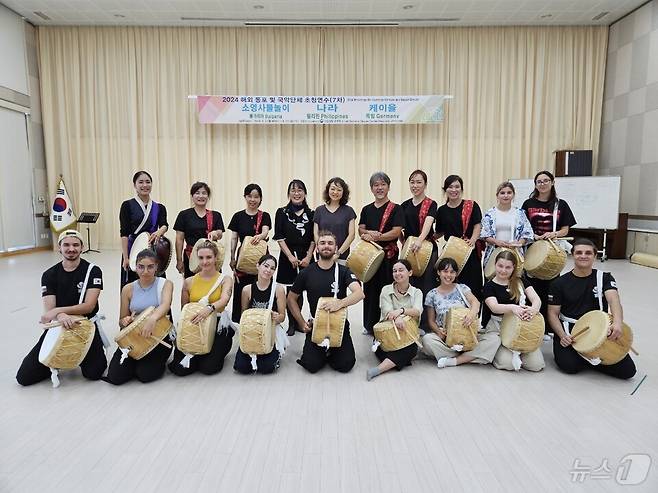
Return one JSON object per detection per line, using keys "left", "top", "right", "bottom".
{"left": 119, "top": 171, "right": 168, "bottom": 288}
{"left": 274, "top": 180, "right": 315, "bottom": 335}
{"left": 400, "top": 169, "right": 438, "bottom": 332}
{"left": 173, "top": 182, "right": 225, "bottom": 278}
{"left": 434, "top": 174, "right": 483, "bottom": 300}
{"left": 521, "top": 170, "right": 576, "bottom": 334}
{"left": 228, "top": 184, "right": 272, "bottom": 323}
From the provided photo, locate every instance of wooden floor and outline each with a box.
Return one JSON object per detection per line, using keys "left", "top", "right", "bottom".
{"left": 1, "top": 250, "right": 657, "bottom": 493}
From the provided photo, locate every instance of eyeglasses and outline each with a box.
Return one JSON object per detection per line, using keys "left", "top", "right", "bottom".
{"left": 535, "top": 179, "right": 552, "bottom": 185}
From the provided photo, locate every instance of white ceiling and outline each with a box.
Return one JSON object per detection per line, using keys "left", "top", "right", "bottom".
{"left": 1, "top": 0, "right": 648, "bottom": 27}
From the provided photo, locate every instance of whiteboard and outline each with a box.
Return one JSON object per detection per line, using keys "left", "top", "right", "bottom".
{"left": 510, "top": 176, "right": 621, "bottom": 230}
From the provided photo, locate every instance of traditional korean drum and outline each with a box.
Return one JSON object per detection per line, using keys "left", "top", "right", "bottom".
{"left": 571, "top": 310, "right": 634, "bottom": 365}
{"left": 38, "top": 317, "right": 95, "bottom": 369}
{"left": 400, "top": 236, "right": 433, "bottom": 277}
{"left": 346, "top": 240, "right": 384, "bottom": 282}
{"left": 437, "top": 237, "right": 473, "bottom": 273}
{"left": 311, "top": 297, "right": 347, "bottom": 348}
{"left": 444, "top": 307, "right": 479, "bottom": 351}
{"left": 524, "top": 239, "right": 567, "bottom": 280}
{"left": 176, "top": 302, "right": 217, "bottom": 356}
{"left": 189, "top": 238, "right": 226, "bottom": 273}
{"left": 129, "top": 232, "right": 172, "bottom": 274}
{"left": 373, "top": 316, "right": 419, "bottom": 352}
{"left": 114, "top": 306, "right": 173, "bottom": 360}
{"left": 236, "top": 236, "right": 268, "bottom": 275}
{"left": 484, "top": 247, "right": 524, "bottom": 280}
{"left": 239, "top": 308, "right": 276, "bottom": 355}
{"left": 500, "top": 312, "right": 544, "bottom": 353}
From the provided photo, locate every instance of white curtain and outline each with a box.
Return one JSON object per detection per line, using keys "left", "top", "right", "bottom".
{"left": 38, "top": 26, "right": 607, "bottom": 249}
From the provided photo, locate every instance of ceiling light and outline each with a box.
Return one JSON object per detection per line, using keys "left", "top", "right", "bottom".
{"left": 592, "top": 12, "right": 609, "bottom": 21}
{"left": 402, "top": 5, "right": 415, "bottom": 9}
{"left": 33, "top": 11, "right": 51, "bottom": 21}
{"left": 114, "top": 14, "right": 125, "bottom": 18}
{"left": 540, "top": 14, "right": 553, "bottom": 19}
{"left": 253, "top": 4, "right": 265, "bottom": 9}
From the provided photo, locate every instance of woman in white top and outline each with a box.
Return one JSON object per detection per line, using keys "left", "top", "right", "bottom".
{"left": 480, "top": 181, "right": 534, "bottom": 269}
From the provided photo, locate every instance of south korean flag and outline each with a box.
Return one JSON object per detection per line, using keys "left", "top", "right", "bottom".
{"left": 50, "top": 177, "right": 77, "bottom": 232}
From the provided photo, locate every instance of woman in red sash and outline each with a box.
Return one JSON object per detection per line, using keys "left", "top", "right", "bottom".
{"left": 358, "top": 172, "right": 404, "bottom": 334}
{"left": 173, "top": 182, "right": 225, "bottom": 278}
{"left": 228, "top": 184, "right": 272, "bottom": 323}
{"left": 400, "top": 170, "right": 438, "bottom": 333}
{"left": 435, "top": 175, "right": 484, "bottom": 301}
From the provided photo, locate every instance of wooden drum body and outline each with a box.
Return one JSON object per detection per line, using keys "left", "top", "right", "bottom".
{"left": 500, "top": 312, "right": 544, "bottom": 353}
{"left": 311, "top": 297, "right": 347, "bottom": 347}
{"left": 176, "top": 302, "right": 217, "bottom": 355}
{"left": 38, "top": 318, "right": 95, "bottom": 369}
{"left": 444, "top": 307, "right": 479, "bottom": 351}
{"left": 400, "top": 237, "right": 433, "bottom": 277}
{"left": 346, "top": 241, "right": 384, "bottom": 282}
{"left": 438, "top": 237, "right": 473, "bottom": 273}
{"left": 571, "top": 310, "right": 633, "bottom": 365}
{"left": 373, "top": 316, "right": 419, "bottom": 352}
{"left": 115, "top": 306, "right": 172, "bottom": 360}
{"left": 189, "top": 238, "right": 226, "bottom": 273}
{"left": 524, "top": 240, "right": 566, "bottom": 280}
{"left": 239, "top": 308, "right": 276, "bottom": 355}
{"left": 236, "top": 236, "right": 268, "bottom": 275}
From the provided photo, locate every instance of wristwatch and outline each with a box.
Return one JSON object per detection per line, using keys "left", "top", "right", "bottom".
{"left": 207, "top": 303, "right": 216, "bottom": 312}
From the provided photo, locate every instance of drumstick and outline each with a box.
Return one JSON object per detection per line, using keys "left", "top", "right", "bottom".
{"left": 630, "top": 346, "right": 639, "bottom": 356}
{"left": 393, "top": 324, "right": 401, "bottom": 340}
{"left": 41, "top": 317, "right": 85, "bottom": 329}
{"left": 150, "top": 336, "right": 172, "bottom": 349}
{"left": 570, "top": 325, "right": 590, "bottom": 341}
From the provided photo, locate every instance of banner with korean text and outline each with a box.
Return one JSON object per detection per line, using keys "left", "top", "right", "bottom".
{"left": 194, "top": 95, "right": 450, "bottom": 124}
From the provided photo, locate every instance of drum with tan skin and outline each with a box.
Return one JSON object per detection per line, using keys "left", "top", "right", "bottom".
{"left": 444, "top": 307, "right": 479, "bottom": 351}
{"left": 400, "top": 236, "right": 433, "bottom": 277}
{"left": 177, "top": 302, "right": 217, "bottom": 356}
{"left": 114, "top": 306, "right": 173, "bottom": 360}
{"left": 236, "top": 236, "right": 268, "bottom": 275}
{"left": 524, "top": 239, "right": 566, "bottom": 280}
{"left": 311, "top": 297, "right": 347, "bottom": 347}
{"left": 239, "top": 308, "right": 276, "bottom": 355}
{"left": 346, "top": 240, "right": 384, "bottom": 282}
{"left": 437, "top": 237, "right": 473, "bottom": 274}
{"left": 500, "top": 312, "right": 544, "bottom": 353}
{"left": 571, "top": 310, "right": 635, "bottom": 365}
{"left": 38, "top": 317, "right": 95, "bottom": 369}
{"left": 373, "top": 316, "right": 420, "bottom": 352}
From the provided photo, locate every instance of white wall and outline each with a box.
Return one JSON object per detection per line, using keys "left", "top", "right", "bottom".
{"left": 0, "top": 4, "right": 29, "bottom": 96}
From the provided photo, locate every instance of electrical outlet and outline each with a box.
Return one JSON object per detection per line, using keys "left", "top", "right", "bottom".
{"left": 40, "top": 233, "right": 49, "bottom": 239}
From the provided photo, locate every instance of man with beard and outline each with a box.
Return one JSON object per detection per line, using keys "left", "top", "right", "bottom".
{"left": 287, "top": 230, "right": 364, "bottom": 373}
{"left": 16, "top": 230, "right": 107, "bottom": 386}
{"left": 547, "top": 237, "right": 636, "bottom": 379}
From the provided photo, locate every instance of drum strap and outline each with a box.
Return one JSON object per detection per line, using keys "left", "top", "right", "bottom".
{"left": 418, "top": 197, "right": 433, "bottom": 231}
{"left": 332, "top": 263, "right": 339, "bottom": 298}
{"left": 558, "top": 313, "right": 602, "bottom": 365}
{"left": 461, "top": 200, "right": 474, "bottom": 239}
{"left": 255, "top": 210, "right": 263, "bottom": 234}
{"left": 156, "top": 277, "right": 165, "bottom": 305}
{"left": 379, "top": 201, "right": 399, "bottom": 259}
{"left": 267, "top": 281, "right": 278, "bottom": 310}
{"left": 199, "top": 274, "right": 224, "bottom": 306}
{"left": 133, "top": 197, "right": 153, "bottom": 235}
{"left": 596, "top": 270, "right": 604, "bottom": 311}
{"left": 552, "top": 201, "right": 558, "bottom": 232}
{"left": 455, "top": 284, "right": 470, "bottom": 308}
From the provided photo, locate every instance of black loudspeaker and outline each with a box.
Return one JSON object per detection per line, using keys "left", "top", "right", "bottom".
{"left": 554, "top": 150, "right": 592, "bottom": 176}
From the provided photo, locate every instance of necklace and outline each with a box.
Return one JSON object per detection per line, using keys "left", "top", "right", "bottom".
{"left": 394, "top": 283, "right": 409, "bottom": 296}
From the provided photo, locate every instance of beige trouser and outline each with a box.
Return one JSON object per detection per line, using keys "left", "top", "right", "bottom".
{"left": 421, "top": 323, "right": 500, "bottom": 364}
{"left": 487, "top": 317, "right": 545, "bottom": 372}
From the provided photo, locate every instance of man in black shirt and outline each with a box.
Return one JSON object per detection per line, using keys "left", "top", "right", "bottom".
{"left": 16, "top": 230, "right": 107, "bottom": 386}
{"left": 288, "top": 231, "right": 364, "bottom": 373}
{"left": 547, "top": 238, "right": 636, "bottom": 379}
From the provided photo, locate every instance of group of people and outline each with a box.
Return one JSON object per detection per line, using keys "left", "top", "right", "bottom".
{"left": 16, "top": 169, "right": 637, "bottom": 387}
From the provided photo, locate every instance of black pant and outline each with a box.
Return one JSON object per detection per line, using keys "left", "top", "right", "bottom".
{"left": 232, "top": 273, "right": 256, "bottom": 323}
{"left": 297, "top": 330, "right": 356, "bottom": 374}
{"left": 553, "top": 337, "right": 636, "bottom": 379}
{"left": 168, "top": 327, "right": 235, "bottom": 376}
{"left": 526, "top": 276, "right": 553, "bottom": 334}
{"left": 16, "top": 326, "right": 107, "bottom": 386}
{"left": 104, "top": 340, "right": 171, "bottom": 385}
{"left": 410, "top": 246, "right": 438, "bottom": 333}
{"left": 375, "top": 343, "right": 418, "bottom": 370}
{"left": 234, "top": 348, "right": 280, "bottom": 374}
{"left": 363, "top": 256, "right": 395, "bottom": 333}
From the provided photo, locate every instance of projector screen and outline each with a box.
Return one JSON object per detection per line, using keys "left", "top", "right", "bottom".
{"left": 0, "top": 5, "right": 29, "bottom": 96}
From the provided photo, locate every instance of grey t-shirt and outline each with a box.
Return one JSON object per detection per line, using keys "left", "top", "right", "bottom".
{"left": 313, "top": 204, "right": 357, "bottom": 260}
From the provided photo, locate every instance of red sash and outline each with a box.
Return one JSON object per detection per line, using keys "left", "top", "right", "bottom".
{"left": 185, "top": 210, "right": 214, "bottom": 257}
{"left": 379, "top": 201, "right": 399, "bottom": 259}
{"left": 461, "top": 200, "right": 483, "bottom": 259}
{"left": 418, "top": 197, "right": 433, "bottom": 230}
